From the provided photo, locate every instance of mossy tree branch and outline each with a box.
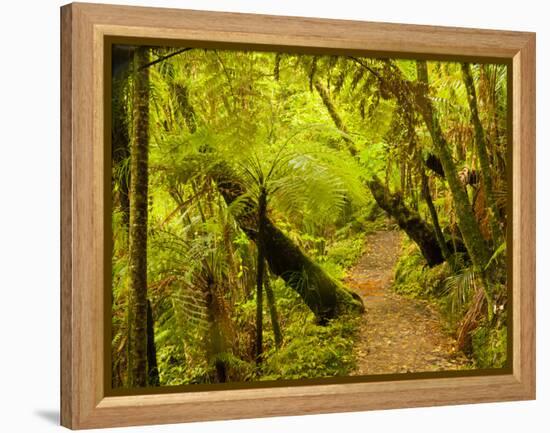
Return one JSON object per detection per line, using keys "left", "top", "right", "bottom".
{"left": 461, "top": 62, "right": 502, "bottom": 245}
{"left": 415, "top": 60, "right": 493, "bottom": 303}
{"left": 212, "top": 165, "right": 364, "bottom": 323}
{"left": 313, "top": 72, "right": 446, "bottom": 267}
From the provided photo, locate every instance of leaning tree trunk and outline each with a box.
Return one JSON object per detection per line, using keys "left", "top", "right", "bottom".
{"left": 211, "top": 165, "right": 364, "bottom": 323}
{"left": 263, "top": 218, "right": 363, "bottom": 323}
{"left": 171, "top": 80, "right": 363, "bottom": 323}
{"left": 367, "top": 177, "right": 445, "bottom": 267}
{"left": 313, "top": 80, "right": 357, "bottom": 156}
{"left": 127, "top": 47, "right": 150, "bottom": 388}
{"left": 416, "top": 61, "right": 493, "bottom": 302}
{"left": 313, "top": 75, "right": 445, "bottom": 267}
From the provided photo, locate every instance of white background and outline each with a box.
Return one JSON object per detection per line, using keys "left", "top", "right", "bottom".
{"left": 0, "top": 0, "right": 546, "bottom": 431}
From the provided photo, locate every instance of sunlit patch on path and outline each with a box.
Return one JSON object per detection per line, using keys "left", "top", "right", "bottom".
{"left": 345, "top": 230, "right": 469, "bottom": 376}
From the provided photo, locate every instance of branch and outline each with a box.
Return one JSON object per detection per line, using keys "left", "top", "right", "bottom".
{"left": 139, "top": 47, "right": 193, "bottom": 70}
{"left": 347, "top": 56, "right": 383, "bottom": 82}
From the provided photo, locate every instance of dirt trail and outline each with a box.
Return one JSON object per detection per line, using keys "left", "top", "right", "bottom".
{"left": 345, "top": 230, "right": 468, "bottom": 375}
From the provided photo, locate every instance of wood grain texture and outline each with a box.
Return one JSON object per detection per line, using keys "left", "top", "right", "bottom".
{"left": 512, "top": 35, "right": 536, "bottom": 396}
{"left": 76, "top": 2, "right": 532, "bottom": 58}
{"left": 60, "top": 4, "right": 73, "bottom": 429}
{"left": 60, "top": 2, "right": 536, "bottom": 429}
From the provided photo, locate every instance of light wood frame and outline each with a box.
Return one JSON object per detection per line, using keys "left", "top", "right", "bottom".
{"left": 60, "top": 2, "right": 536, "bottom": 429}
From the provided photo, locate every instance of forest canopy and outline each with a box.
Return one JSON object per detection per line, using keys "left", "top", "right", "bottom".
{"left": 111, "top": 45, "right": 509, "bottom": 389}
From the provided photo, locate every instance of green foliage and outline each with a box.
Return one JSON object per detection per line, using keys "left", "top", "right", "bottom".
{"left": 441, "top": 261, "right": 477, "bottom": 327}
{"left": 314, "top": 238, "right": 362, "bottom": 281}
{"left": 261, "top": 315, "right": 359, "bottom": 380}
{"left": 393, "top": 242, "right": 450, "bottom": 298}
{"left": 392, "top": 238, "right": 508, "bottom": 369}
{"left": 111, "top": 45, "right": 509, "bottom": 386}
{"left": 359, "top": 141, "right": 387, "bottom": 176}
{"left": 324, "top": 235, "right": 365, "bottom": 269}
{"left": 471, "top": 322, "right": 508, "bottom": 369}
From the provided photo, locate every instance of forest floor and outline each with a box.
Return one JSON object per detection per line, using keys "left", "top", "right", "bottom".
{"left": 345, "top": 230, "right": 469, "bottom": 375}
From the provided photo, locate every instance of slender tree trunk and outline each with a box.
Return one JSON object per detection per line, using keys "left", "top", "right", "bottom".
{"left": 146, "top": 300, "right": 160, "bottom": 386}
{"left": 274, "top": 53, "right": 282, "bottom": 81}
{"left": 168, "top": 187, "right": 229, "bottom": 382}
{"left": 127, "top": 47, "right": 150, "bottom": 388}
{"left": 421, "top": 172, "right": 450, "bottom": 260}
{"left": 313, "top": 80, "right": 357, "bottom": 156}
{"left": 264, "top": 269, "right": 283, "bottom": 348}
{"left": 461, "top": 63, "right": 502, "bottom": 245}
{"left": 173, "top": 83, "right": 197, "bottom": 133}
{"left": 205, "top": 280, "right": 228, "bottom": 383}
{"left": 255, "top": 187, "right": 267, "bottom": 364}
{"left": 125, "top": 300, "right": 133, "bottom": 387}
{"left": 112, "top": 81, "right": 131, "bottom": 228}
{"left": 111, "top": 46, "right": 135, "bottom": 228}
{"left": 416, "top": 60, "right": 492, "bottom": 302}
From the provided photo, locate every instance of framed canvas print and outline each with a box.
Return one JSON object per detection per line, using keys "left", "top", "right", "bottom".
{"left": 60, "top": 2, "right": 536, "bottom": 429}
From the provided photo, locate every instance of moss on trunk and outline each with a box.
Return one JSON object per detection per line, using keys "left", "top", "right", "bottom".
{"left": 367, "top": 177, "right": 445, "bottom": 267}
{"left": 212, "top": 165, "right": 364, "bottom": 323}
{"left": 461, "top": 63, "right": 502, "bottom": 245}
{"left": 421, "top": 173, "right": 451, "bottom": 260}
{"left": 127, "top": 47, "right": 150, "bottom": 388}
{"left": 313, "top": 80, "right": 357, "bottom": 156}
{"left": 112, "top": 72, "right": 130, "bottom": 228}
{"left": 416, "top": 61, "right": 492, "bottom": 301}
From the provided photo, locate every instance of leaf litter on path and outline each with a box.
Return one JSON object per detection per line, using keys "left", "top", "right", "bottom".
{"left": 344, "top": 230, "right": 469, "bottom": 376}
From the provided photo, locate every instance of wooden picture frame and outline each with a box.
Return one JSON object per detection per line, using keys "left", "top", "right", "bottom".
{"left": 60, "top": 2, "right": 536, "bottom": 429}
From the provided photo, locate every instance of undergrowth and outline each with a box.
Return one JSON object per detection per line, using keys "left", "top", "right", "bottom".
{"left": 392, "top": 238, "right": 507, "bottom": 368}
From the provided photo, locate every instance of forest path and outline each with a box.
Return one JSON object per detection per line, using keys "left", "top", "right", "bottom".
{"left": 345, "top": 230, "right": 468, "bottom": 375}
